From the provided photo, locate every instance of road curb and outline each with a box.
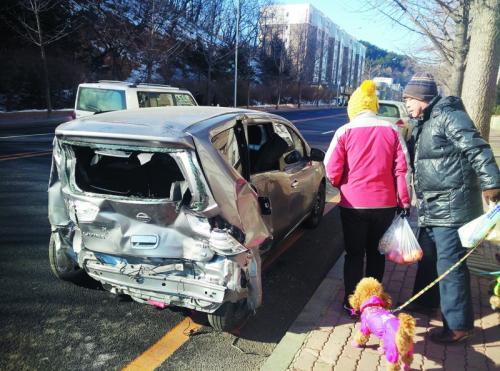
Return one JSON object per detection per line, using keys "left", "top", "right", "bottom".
{"left": 261, "top": 253, "right": 344, "bottom": 371}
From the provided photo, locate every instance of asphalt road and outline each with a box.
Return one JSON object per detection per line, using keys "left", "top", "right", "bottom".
{"left": 0, "top": 108, "right": 348, "bottom": 371}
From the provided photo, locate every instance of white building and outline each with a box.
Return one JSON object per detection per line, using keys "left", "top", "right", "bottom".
{"left": 260, "top": 3, "right": 366, "bottom": 96}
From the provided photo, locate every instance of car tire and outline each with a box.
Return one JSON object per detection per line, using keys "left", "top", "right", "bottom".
{"left": 207, "top": 299, "right": 251, "bottom": 332}
{"left": 48, "top": 233, "right": 87, "bottom": 283}
{"left": 303, "top": 181, "right": 326, "bottom": 229}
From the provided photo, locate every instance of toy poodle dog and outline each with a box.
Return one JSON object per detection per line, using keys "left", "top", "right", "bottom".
{"left": 349, "top": 277, "right": 416, "bottom": 371}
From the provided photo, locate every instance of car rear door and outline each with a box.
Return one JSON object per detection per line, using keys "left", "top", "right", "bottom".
{"left": 273, "top": 122, "right": 316, "bottom": 228}
{"left": 246, "top": 121, "right": 315, "bottom": 241}
{"left": 195, "top": 118, "right": 270, "bottom": 249}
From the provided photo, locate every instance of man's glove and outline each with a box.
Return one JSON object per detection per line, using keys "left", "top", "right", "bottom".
{"left": 483, "top": 188, "right": 500, "bottom": 204}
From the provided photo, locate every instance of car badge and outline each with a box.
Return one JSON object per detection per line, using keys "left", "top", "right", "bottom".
{"left": 136, "top": 212, "right": 152, "bottom": 223}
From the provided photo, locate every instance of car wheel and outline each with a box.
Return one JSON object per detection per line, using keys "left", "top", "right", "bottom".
{"left": 48, "top": 233, "right": 87, "bottom": 283}
{"left": 207, "top": 299, "right": 251, "bottom": 332}
{"left": 303, "top": 181, "right": 326, "bottom": 228}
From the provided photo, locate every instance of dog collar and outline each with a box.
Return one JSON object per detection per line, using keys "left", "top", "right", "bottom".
{"left": 359, "top": 296, "right": 386, "bottom": 314}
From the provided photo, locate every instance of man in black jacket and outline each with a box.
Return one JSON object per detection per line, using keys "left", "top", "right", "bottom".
{"left": 403, "top": 73, "right": 500, "bottom": 344}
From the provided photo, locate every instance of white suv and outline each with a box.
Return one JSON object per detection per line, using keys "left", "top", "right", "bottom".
{"left": 74, "top": 81, "right": 197, "bottom": 118}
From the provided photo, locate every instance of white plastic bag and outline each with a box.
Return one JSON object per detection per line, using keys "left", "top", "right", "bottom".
{"left": 378, "top": 216, "right": 423, "bottom": 264}
{"left": 458, "top": 203, "right": 500, "bottom": 248}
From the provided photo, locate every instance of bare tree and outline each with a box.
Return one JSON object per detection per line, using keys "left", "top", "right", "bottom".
{"left": 361, "top": 59, "right": 380, "bottom": 80}
{"left": 77, "top": 0, "right": 139, "bottom": 81}
{"left": 367, "top": 0, "right": 499, "bottom": 139}
{"left": 288, "top": 23, "right": 310, "bottom": 107}
{"left": 461, "top": 0, "right": 500, "bottom": 140}
{"left": 367, "top": 0, "right": 470, "bottom": 96}
{"left": 190, "top": 0, "right": 236, "bottom": 104}
{"left": 131, "top": 0, "right": 189, "bottom": 83}
{"left": 4, "top": 0, "right": 73, "bottom": 111}
{"left": 259, "top": 6, "right": 292, "bottom": 108}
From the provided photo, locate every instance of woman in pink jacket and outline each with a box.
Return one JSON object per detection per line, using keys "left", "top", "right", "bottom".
{"left": 323, "top": 80, "right": 411, "bottom": 315}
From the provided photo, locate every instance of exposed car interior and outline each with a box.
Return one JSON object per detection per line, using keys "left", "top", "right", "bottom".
{"left": 247, "top": 124, "right": 292, "bottom": 174}
{"left": 72, "top": 146, "right": 186, "bottom": 199}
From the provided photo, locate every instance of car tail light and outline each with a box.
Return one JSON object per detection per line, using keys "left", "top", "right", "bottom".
{"left": 395, "top": 119, "right": 404, "bottom": 128}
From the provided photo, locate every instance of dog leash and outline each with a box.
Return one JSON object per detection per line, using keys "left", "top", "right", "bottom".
{"left": 391, "top": 242, "right": 481, "bottom": 314}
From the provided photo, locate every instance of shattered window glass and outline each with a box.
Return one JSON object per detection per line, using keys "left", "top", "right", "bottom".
{"left": 286, "top": 126, "right": 305, "bottom": 157}
{"left": 273, "top": 123, "right": 294, "bottom": 149}
{"left": 212, "top": 129, "right": 242, "bottom": 175}
{"left": 72, "top": 146, "right": 185, "bottom": 199}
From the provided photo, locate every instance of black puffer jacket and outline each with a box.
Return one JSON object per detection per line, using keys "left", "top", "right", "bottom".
{"left": 411, "top": 96, "right": 500, "bottom": 227}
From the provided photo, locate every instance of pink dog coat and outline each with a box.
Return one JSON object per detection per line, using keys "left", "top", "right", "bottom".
{"left": 356, "top": 296, "right": 405, "bottom": 364}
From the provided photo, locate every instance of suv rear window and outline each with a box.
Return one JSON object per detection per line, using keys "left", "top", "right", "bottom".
{"left": 378, "top": 104, "right": 400, "bottom": 118}
{"left": 137, "top": 92, "right": 196, "bottom": 108}
{"left": 77, "top": 88, "right": 126, "bottom": 113}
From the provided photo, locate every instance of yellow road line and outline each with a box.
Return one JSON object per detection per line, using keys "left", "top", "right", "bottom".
{"left": 0, "top": 150, "right": 52, "bottom": 161}
{"left": 122, "top": 317, "right": 202, "bottom": 371}
{"left": 123, "top": 193, "right": 340, "bottom": 370}
{"left": 0, "top": 150, "right": 42, "bottom": 159}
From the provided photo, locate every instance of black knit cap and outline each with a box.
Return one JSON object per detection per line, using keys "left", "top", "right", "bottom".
{"left": 403, "top": 72, "right": 438, "bottom": 102}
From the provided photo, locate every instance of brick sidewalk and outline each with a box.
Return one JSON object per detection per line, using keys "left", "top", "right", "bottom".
{"left": 262, "top": 125, "right": 500, "bottom": 371}
{"left": 262, "top": 255, "right": 499, "bottom": 371}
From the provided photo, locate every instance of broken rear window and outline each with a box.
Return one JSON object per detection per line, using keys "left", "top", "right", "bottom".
{"left": 72, "top": 146, "right": 185, "bottom": 199}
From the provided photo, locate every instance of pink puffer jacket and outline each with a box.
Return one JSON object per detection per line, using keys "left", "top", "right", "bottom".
{"left": 324, "top": 111, "right": 411, "bottom": 208}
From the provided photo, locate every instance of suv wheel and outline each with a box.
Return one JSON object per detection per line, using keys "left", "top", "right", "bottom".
{"left": 303, "top": 182, "right": 326, "bottom": 228}
{"left": 207, "top": 299, "right": 251, "bottom": 332}
{"left": 48, "top": 233, "right": 87, "bottom": 283}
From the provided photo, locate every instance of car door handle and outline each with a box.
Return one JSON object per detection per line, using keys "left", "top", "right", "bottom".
{"left": 291, "top": 180, "right": 299, "bottom": 188}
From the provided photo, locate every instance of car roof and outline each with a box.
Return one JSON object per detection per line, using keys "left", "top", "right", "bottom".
{"left": 56, "top": 106, "right": 280, "bottom": 146}
{"left": 78, "top": 81, "right": 189, "bottom": 93}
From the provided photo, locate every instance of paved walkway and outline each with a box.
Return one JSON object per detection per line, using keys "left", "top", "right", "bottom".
{"left": 262, "top": 126, "right": 500, "bottom": 371}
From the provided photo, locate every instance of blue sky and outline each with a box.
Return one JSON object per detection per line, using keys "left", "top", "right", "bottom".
{"left": 280, "top": 0, "right": 423, "bottom": 54}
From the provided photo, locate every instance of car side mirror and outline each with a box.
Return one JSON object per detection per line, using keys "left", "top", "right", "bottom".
{"left": 284, "top": 150, "right": 302, "bottom": 164}
{"left": 308, "top": 148, "right": 325, "bottom": 162}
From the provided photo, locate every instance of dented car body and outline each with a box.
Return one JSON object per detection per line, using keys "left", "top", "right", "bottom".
{"left": 48, "top": 106, "right": 326, "bottom": 330}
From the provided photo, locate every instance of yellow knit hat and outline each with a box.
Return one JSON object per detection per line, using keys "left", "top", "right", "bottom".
{"left": 347, "top": 80, "right": 379, "bottom": 120}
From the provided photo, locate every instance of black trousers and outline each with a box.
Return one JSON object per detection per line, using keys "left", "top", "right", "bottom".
{"left": 411, "top": 227, "right": 440, "bottom": 308}
{"left": 340, "top": 207, "right": 396, "bottom": 304}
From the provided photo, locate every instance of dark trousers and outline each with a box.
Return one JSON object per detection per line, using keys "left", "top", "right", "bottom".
{"left": 413, "top": 226, "right": 474, "bottom": 331}
{"left": 412, "top": 228, "right": 440, "bottom": 308}
{"left": 340, "top": 207, "right": 396, "bottom": 303}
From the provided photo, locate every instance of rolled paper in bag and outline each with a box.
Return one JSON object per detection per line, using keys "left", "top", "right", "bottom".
{"left": 458, "top": 203, "right": 500, "bottom": 248}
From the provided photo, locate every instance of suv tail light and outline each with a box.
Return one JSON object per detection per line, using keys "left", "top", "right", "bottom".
{"left": 395, "top": 119, "right": 404, "bottom": 128}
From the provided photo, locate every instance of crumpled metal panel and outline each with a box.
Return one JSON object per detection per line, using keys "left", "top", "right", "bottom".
{"left": 48, "top": 137, "right": 71, "bottom": 227}
{"left": 55, "top": 118, "right": 195, "bottom": 149}
{"left": 51, "top": 141, "right": 218, "bottom": 261}
{"left": 48, "top": 112, "right": 267, "bottom": 313}
{"left": 190, "top": 115, "right": 271, "bottom": 250}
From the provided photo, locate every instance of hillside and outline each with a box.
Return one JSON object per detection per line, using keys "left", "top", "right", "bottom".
{"left": 360, "top": 40, "right": 415, "bottom": 86}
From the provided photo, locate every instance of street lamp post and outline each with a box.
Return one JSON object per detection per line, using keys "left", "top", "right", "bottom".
{"left": 234, "top": 0, "right": 240, "bottom": 108}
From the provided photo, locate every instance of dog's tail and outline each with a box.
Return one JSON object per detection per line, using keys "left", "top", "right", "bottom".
{"left": 396, "top": 313, "right": 415, "bottom": 356}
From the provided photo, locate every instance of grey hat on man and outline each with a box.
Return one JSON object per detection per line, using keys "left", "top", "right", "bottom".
{"left": 403, "top": 72, "right": 438, "bottom": 102}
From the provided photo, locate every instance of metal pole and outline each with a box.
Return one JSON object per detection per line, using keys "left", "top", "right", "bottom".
{"left": 234, "top": 0, "right": 240, "bottom": 108}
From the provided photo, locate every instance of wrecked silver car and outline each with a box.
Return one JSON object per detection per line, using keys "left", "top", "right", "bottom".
{"left": 48, "top": 106, "right": 326, "bottom": 330}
